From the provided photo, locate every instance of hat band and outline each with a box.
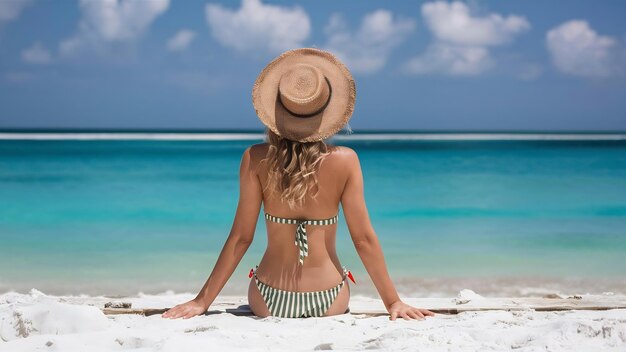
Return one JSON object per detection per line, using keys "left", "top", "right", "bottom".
{"left": 278, "top": 77, "right": 333, "bottom": 118}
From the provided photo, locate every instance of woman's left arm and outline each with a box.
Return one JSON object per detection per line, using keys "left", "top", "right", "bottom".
{"left": 162, "top": 145, "right": 263, "bottom": 319}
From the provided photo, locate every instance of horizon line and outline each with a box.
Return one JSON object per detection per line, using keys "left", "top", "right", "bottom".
{"left": 1, "top": 128, "right": 626, "bottom": 134}
{"left": 1, "top": 132, "right": 626, "bottom": 141}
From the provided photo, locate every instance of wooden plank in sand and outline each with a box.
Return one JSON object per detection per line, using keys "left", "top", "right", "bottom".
{"left": 101, "top": 295, "right": 626, "bottom": 317}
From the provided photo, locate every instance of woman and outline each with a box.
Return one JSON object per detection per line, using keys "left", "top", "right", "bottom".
{"left": 162, "top": 48, "right": 435, "bottom": 321}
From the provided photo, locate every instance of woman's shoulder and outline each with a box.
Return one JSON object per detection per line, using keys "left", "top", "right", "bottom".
{"left": 327, "top": 145, "right": 358, "bottom": 165}
{"left": 244, "top": 143, "right": 269, "bottom": 160}
{"left": 330, "top": 145, "right": 357, "bottom": 157}
{"left": 248, "top": 142, "right": 270, "bottom": 153}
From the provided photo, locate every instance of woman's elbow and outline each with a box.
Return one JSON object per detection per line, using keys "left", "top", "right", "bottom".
{"left": 229, "top": 230, "right": 254, "bottom": 246}
{"left": 351, "top": 232, "right": 377, "bottom": 252}
{"left": 237, "top": 234, "right": 254, "bottom": 246}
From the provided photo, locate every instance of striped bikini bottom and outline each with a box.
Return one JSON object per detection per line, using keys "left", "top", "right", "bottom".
{"left": 250, "top": 265, "right": 351, "bottom": 318}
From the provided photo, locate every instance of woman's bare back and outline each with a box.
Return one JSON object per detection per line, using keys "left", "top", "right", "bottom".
{"left": 247, "top": 142, "right": 353, "bottom": 316}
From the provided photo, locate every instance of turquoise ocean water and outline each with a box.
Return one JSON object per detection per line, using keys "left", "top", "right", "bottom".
{"left": 1, "top": 133, "right": 625, "bottom": 297}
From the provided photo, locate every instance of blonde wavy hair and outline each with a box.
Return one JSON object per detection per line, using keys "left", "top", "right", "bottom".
{"left": 261, "top": 128, "right": 332, "bottom": 209}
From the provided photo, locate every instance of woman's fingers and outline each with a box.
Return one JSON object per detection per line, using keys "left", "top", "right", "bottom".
{"left": 162, "top": 304, "right": 188, "bottom": 319}
{"left": 420, "top": 308, "right": 436, "bottom": 316}
{"left": 162, "top": 306, "right": 176, "bottom": 318}
{"left": 161, "top": 300, "right": 209, "bottom": 319}
{"left": 389, "top": 305, "right": 435, "bottom": 321}
{"left": 408, "top": 310, "right": 424, "bottom": 320}
{"left": 183, "top": 310, "right": 198, "bottom": 319}
{"left": 174, "top": 307, "right": 191, "bottom": 319}
{"left": 413, "top": 309, "right": 425, "bottom": 319}
{"left": 163, "top": 308, "right": 177, "bottom": 318}
{"left": 405, "top": 310, "right": 419, "bottom": 320}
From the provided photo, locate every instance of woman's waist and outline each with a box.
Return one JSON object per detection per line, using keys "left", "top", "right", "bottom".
{"left": 254, "top": 257, "right": 346, "bottom": 291}
{"left": 264, "top": 241, "right": 339, "bottom": 262}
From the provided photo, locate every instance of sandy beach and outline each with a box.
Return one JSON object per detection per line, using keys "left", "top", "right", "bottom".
{"left": 1, "top": 289, "right": 625, "bottom": 351}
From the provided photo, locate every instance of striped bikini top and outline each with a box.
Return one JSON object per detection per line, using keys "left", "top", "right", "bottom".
{"left": 264, "top": 212, "right": 339, "bottom": 265}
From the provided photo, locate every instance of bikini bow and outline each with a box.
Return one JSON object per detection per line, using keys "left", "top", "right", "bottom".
{"left": 295, "top": 221, "right": 309, "bottom": 265}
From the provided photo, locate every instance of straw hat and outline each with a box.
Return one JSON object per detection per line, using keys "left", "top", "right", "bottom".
{"left": 252, "top": 48, "right": 356, "bottom": 142}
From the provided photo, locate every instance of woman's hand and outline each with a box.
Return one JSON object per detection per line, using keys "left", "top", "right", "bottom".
{"left": 387, "top": 300, "right": 435, "bottom": 321}
{"left": 161, "top": 299, "right": 208, "bottom": 319}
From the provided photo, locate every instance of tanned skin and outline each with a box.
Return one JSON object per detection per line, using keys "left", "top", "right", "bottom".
{"left": 162, "top": 144, "right": 435, "bottom": 321}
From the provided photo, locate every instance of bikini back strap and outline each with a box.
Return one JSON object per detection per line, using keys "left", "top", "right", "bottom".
{"left": 264, "top": 213, "right": 338, "bottom": 226}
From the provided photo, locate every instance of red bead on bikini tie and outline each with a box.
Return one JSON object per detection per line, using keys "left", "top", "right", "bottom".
{"left": 248, "top": 268, "right": 254, "bottom": 278}
{"left": 347, "top": 270, "right": 356, "bottom": 284}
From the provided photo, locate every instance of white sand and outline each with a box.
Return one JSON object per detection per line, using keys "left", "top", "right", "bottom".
{"left": 1, "top": 289, "right": 626, "bottom": 351}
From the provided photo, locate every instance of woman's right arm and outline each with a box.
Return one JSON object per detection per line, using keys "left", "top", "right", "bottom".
{"left": 162, "top": 145, "right": 263, "bottom": 319}
{"left": 340, "top": 147, "right": 435, "bottom": 321}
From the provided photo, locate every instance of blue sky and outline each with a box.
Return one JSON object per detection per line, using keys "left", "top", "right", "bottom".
{"left": 0, "top": 0, "right": 625, "bottom": 131}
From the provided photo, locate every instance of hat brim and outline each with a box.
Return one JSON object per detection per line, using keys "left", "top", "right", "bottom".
{"left": 252, "top": 48, "right": 356, "bottom": 143}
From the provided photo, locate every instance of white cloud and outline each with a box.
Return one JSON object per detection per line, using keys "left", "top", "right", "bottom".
{"left": 21, "top": 42, "right": 51, "bottom": 64}
{"left": 405, "top": 43, "right": 491, "bottom": 76}
{"left": 60, "top": 0, "right": 170, "bottom": 56}
{"left": 405, "top": 1, "right": 530, "bottom": 76}
{"left": 205, "top": 0, "right": 310, "bottom": 54}
{"left": 546, "top": 20, "right": 623, "bottom": 78}
{"left": 167, "top": 29, "right": 196, "bottom": 52}
{"left": 422, "top": 1, "right": 529, "bottom": 46}
{"left": 324, "top": 10, "right": 415, "bottom": 74}
{"left": 0, "top": 0, "right": 32, "bottom": 25}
